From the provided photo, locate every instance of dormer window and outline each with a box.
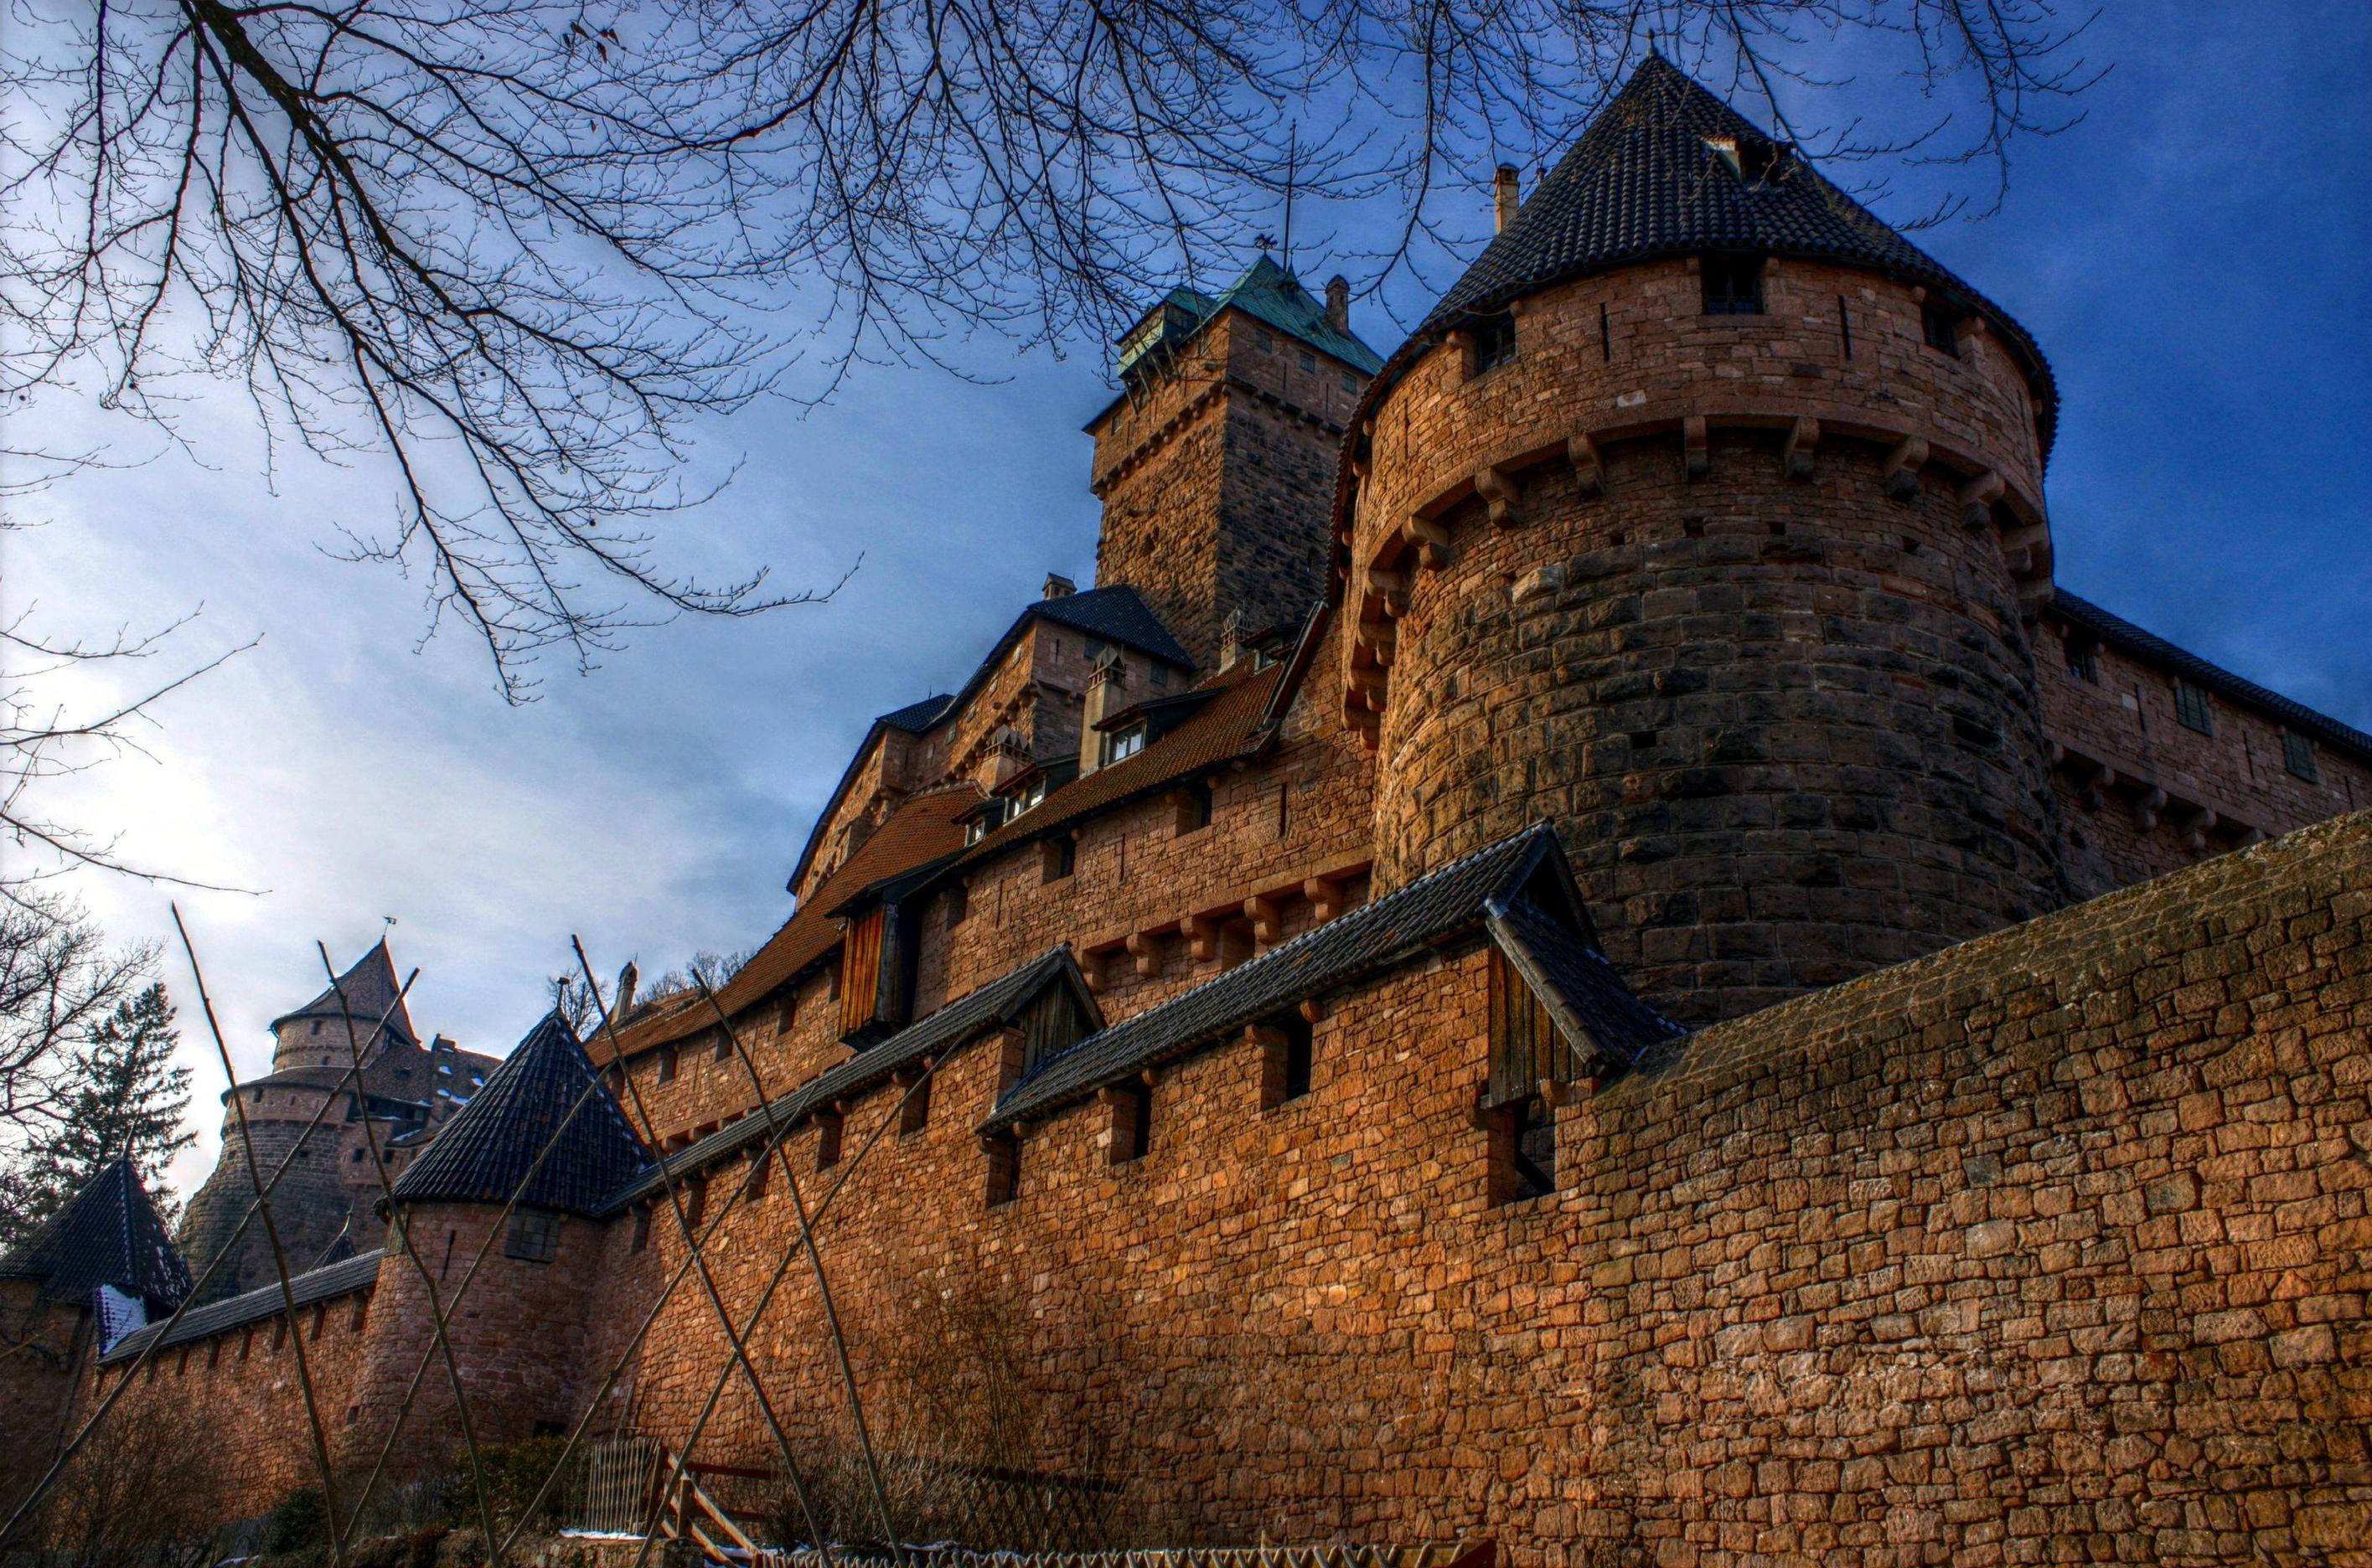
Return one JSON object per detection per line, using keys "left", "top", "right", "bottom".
{"left": 1701, "top": 254, "right": 1765, "bottom": 315}
{"left": 1469, "top": 312, "right": 1517, "bottom": 375}
{"left": 1103, "top": 723, "right": 1146, "bottom": 766}
{"left": 1015, "top": 776, "right": 1047, "bottom": 815}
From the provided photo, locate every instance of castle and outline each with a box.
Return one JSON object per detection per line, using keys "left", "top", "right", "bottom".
{"left": 7, "top": 58, "right": 2368, "bottom": 1565}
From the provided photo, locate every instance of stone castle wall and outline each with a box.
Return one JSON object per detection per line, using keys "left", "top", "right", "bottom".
{"left": 176, "top": 1092, "right": 361, "bottom": 1302}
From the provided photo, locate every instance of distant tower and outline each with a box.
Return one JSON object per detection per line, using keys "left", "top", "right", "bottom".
{"left": 1088, "top": 257, "right": 1382, "bottom": 667}
{"left": 1338, "top": 57, "right": 2070, "bottom": 1024}
{"left": 176, "top": 941, "right": 453, "bottom": 1302}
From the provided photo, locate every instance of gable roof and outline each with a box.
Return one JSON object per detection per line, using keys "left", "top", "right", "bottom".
{"left": 607, "top": 783, "right": 983, "bottom": 1063}
{"left": 389, "top": 1011, "right": 651, "bottom": 1215}
{"left": 0, "top": 1158, "right": 192, "bottom": 1311}
{"left": 1193, "top": 256, "right": 1385, "bottom": 375}
{"left": 783, "top": 587, "right": 1192, "bottom": 900}
{"left": 2049, "top": 591, "right": 2372, "bottom": 762}
{"left": 271, "top": 940, "right": 419, "bottom": 1047}
{"left": 101, "top": 1248, "right": 383, "bottom": 1365}
{"left": 987, "top": 823, "right": 1682, "bottom": 1129}
{"left": 603, "top": 946, "right": 1099, "bottom": 1210}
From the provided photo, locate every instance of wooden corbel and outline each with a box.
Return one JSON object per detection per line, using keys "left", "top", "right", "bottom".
{"left": 1244, "top": 894, "right": 1282, "bottom": 944}
{"left": 1883, "top": 436, "right": 1929, "bottom": 501}
{"left": 1181, "top": 913, "right": 1222, "bottom": 962}
{"left": 1957, "top": 469, "right": 2004, "bottom": 530}
{"left": 1781, "top": 417, "right": 1820, "bottom": 481}
{"left": 1682, "top": 415, "right": 1709, "bottom": 481}
{"left": 1403, "top": 513, "right": 1455, "bottom": 570}
{"left": 1566, "top": 433, "right": 1606, "bottom": 498}
{"left": 1124, "top": 931, "right": 1161, "bottom": 978}
{"left": 1475, "top": 465, "right": 1522, "bottom": 528}
{"left": 1304, "top": 874, "right": 1344, "bottom": 922}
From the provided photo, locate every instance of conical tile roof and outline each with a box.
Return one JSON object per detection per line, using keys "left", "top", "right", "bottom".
{"left": 271, "top": 939, "right": 419, "bottom": 1047}
{"left": 388, "top": 1010, "right": 650, "bottom": 1215}
{"left": 0, "top": 1158, "right": 194, "bottom": 1310}
{"left": 1407, "top": 54, "right": 2053, "bottom": 437}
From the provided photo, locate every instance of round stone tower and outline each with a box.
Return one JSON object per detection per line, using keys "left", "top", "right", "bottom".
{"left": 1337, "top": 56, "right": 2070, "bottom": 1025}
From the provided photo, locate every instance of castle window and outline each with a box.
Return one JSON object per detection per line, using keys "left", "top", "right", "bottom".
{"left": 1341, "top": 371, "right": 1358, "bottom": 395}
{"left": 2065, "top": 633, "right": 2100, "bottom": 684}
{"left": 985, "top": 1134, "right": 1021, "bottom": 1207}
{"left": 1469, "top": 312, "right": 1518, "bottom": 374}
{"left": 657, "top": 1046, "right": 678, "bottom": 1084}
{"left": 1255, "top": 328, "right": 1274, "bottom": 352}
{"left": 681, "top": 1174, "right": 707, "bottom": 1227}
{"left": 504, "top": 1208, "right": 561, "bottom": 1264}
{"left": 1488, "top": 1095, "right": 1559, "bottom": 1207}
{"left": 1700, "top": 254, "right": 1764, "bottom": 315}
{"left": 1922, "top": 297, "right": 1961, "bottom": 356}
{"left": 945, "top": 883, "right": 969, "bottom": 929}
{"left": 1103, "top": 724, "right": 1146, "bottom": 766}
{"left": 2173, "top": 678, "right": 2214, "bottom": 735}
{"left": 900, "top": 1071, "right": 933, "bottom": 1136}
{"left": 714, "top": 1032, "right": 731, "bottom": 1065}
{"left": 1258, "top": 1014, "right": 1315, "bottom": 1109}
{"left": 1039, "top": 834, "right": 1076, "bottom": 883}
{"left": 743, "top": 1148, "right": 769, "bottom": 1201}
{"left": 1107, "top": 1081, "right": 1154, "bottom": 1165}
{"left": 816, "top": 1112, "right": 844, "bottom": 1169}
{"left": 1299, "top": 348, "right": 1317, "bottom": 372}
{"left": 1174, "top": 780, "right": 1213, "bottom": 835}
{"left": 629, "top": 1204, "right": 652, "bottom": 1252}
{"left": 2283, "top": 730, "right": 2320, "bottom": 783}
{"left": 311, "top": 1020, "right": 322, "bottom": 1035}
{"left": 1485, "top": 944, "right": 1575, "bottom": 1205}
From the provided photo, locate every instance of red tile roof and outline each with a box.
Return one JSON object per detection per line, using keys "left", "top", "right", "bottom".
{"left": 592, "top": 784, "right": 981, "bottom": 1064}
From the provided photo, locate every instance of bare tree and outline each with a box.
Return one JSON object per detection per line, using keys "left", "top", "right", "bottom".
{"left": 2, "top": 0, "right": 2096, "bottom": 696}
{"left": 0, "top": 895, "right": 154, "bottom": 1179}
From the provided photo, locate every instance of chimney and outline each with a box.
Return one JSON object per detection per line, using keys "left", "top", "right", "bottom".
{"left": 1041, "top": 573, "right": 1076, "bottom": 600}
{"left": 609, "top": 962, "right": 638, "bottom": 1025}
{"left": 1324, "top": 276, "right": 1351, "bottom": 334}
{"left": 1493, "top": 164, "right": 1522, "bottom": 234}
{"left": 1077, "top": 654, "right": 1126, "bottom": 776}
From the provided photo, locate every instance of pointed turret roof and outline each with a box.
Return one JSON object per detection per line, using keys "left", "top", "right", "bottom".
{"left": 271, "top": 939, "right": 419, "bottom": 1047}
{"left": 0, "top": 1158, "right": 193, "bottom": 1311}
{"left": 388, "top": 1010, "right": 650, "bottom": 1215}
{"left": 1198, "top": 255, "right": 1384, "bottom": 374}
{"left": 1405, "top": 54, "right": 2053, "bottom": 439}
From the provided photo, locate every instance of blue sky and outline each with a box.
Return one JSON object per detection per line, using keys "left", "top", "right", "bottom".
{"left": 9, "top": 1, "right": 2366, "bottom": 1198}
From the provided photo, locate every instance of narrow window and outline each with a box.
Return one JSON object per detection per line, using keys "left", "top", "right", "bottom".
{"left": 657, "top": 1047, "right": 678, "bottom": 1084}
{"left": 1108, "top": 1083, "right": 1154, "bottom": 1164}
{"left": 680, "top": 1174, "right": 707, "bottom": 1228}
{"left": 1469, "top": 312, "right": 1517, "bottom": 374}
{"left": 1700, "top": 254, "right": 1764, "bottom": 316}
{"left": 1258, "top": 1014, "right": 1315, "bottom": 1108}
{"left": 629, "top": 1204, "right": 652, "bottom": 1253}
{"left": 2173, "top": 678, "right": 2214, "bottom": 735}
{"left": 713, "top": 1032, "right": 731, "bottom": 1065}
{"left": 2283, "top": 730, "right": 2320, "bottom": 783}
{"left": 504, "top": 1208, "right": 561, "bottom": 1264}
{"left": 1837, "top": 295, "right": 1853, "bottom": 359}
{"left": 945, "top": 884, "right": 969, "bottom": 929}
{"left": 308, "top": 1304, "right": 327, "bottom": 1342}
{"left": 2065, "top": 634, "right": 2100, "bottom": 684}
{"left": 985, "top": 1135, "right": 1021, "bottom": 1207}
{"left": 743, "top": 1149, "right": 769, "bottom": 1201}
{"left": 815, "top": 1112, "right": 844, "bottom": 1169}
{"left": 900, "top": 1073, "right": 933, "bottom": 1136}
{"left": 1175, "top": 781, "right": 1213, "bottom": 834}
{"left": 1298, "top": 348, "right": 1316, "bottom": 372}
{"left": 1489, "top": 1096, "right": 1559, "bottom": 1207}
{"left": 1040, "top": 835, "right": 1075, "bottom": 884}
{"left": 1921, "top": 298, "right": 1961, "bottom": 356}
{"left": 271, "top": 1317, "right": 288, "bottom": 1351}
{"left": 1598, "top": 301, "right": 1611, "bottom": 362}
{"left": 349, "top": 1295, "right": 369, "bottom": 1333}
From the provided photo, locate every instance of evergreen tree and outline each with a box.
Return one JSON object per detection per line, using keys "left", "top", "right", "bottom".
{"left": 0, "top": 983, "right": 194, "bottom": 1246}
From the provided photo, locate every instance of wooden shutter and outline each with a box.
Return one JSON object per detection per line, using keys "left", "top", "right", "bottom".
{"left": 839, "top": 909, "right": 885, "bottom": 1038}
{"left": 1487, "top": 946, "right": 1575, "bottom": 1107}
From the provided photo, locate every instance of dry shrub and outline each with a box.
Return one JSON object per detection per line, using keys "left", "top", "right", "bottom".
{"left": 38, "top": 1395, "right": 226, "bottom": 1568}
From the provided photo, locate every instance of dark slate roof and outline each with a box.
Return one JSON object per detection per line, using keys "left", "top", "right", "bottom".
{"left": 0, "top": 1158, "right": 193, "bottom": 1310}
{"left": 101, "top": 1249, "right": 383, "bottom": 1364}
{"left": 1025, "top": 586, "right": 1196, "bottom": 671}
{"left": 389, "top": 1011, "right": 651, "bottom": 1215}
{"left": 2049, "top": 591, "right": 2372, "bottom": 761}
{"left": 783, "top": 587, "right": 1191, "bottom": 899}
{"left": 605, "top": 946, "right": 1098, "bottom": 1210}
{"left": 270, "top": 940, "right": 420, "bottom": 1047}
{"left": 877, "top": 694, "right": 956, "bottom": 733}
{"left": 312, "top": 1220, "right": 359, "bottom": 1269}
{"left": 1489, "top": 898, "right": 1687, "bottom": 1070}
{"left": 990, "top": 823, "right": 1677, "bottom": 1128}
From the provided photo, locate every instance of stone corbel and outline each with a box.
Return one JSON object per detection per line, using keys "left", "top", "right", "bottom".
{"left": 1080, "top": 948, "right": 1111, "bottom": 994}
{"left": 2085, "top": 765, "right": 2114, "bottom": 812}
{"left": 1956, "top": 469, "right": 2005, "bottom": 530}
{"left": 1682, "top": 415, "right": 1709, "bottom": 480}
{"left": 1403, "top": 513, "right": 1455, "bottom": 570}
{"left": 1244, "top": 894, "right": 1283, "bottom": 944}
{"left": 1367, "top": 566, "right": 1412, "bottom": 618}
{"left": 1884, "top": 436, "right": 1929, "bottom": 501}
{"left": 2182, "top": 807, "right": 2218, "bottom": 855}
{"left": 2134, "top": 787, "right": 2167, "bottom": 833}
{"left": 1357, "top": 618, "right": 1396, "bottom": 663}
{"left": 1124, "top": 931, "right": 1161, "bottom": 978}
{"left": 1304, "top": 875, "right": 1344, "bottom": 922}
{"left": 1781, "top": 417, "right": 1820, "bottom": 481}
{"left": 1475, "top": 465, "right": 1522, "bottom": 527}
{"left": 1181, "top": 913, "right": 1222, "bottom": 962}
{"left": 1567, "top": 433, "right": 1606, "bottom": 498}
